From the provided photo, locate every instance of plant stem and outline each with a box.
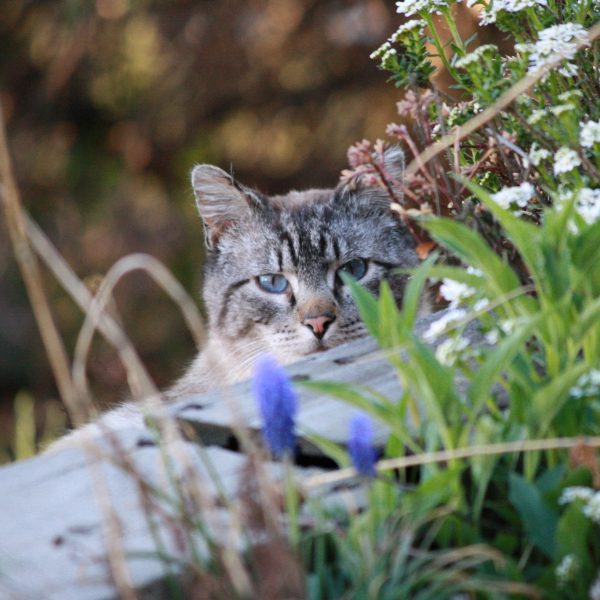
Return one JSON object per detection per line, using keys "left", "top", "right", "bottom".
{"left": 0, "top": 104, "right": 87, "bottom": 425}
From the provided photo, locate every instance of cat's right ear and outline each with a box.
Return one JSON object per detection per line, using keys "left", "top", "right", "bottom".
{"left": 191, "top": 164, "right": 257, "bottom": 249}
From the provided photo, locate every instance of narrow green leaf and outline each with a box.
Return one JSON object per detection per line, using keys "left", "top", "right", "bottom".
{"left": 508, "top": 473, "right": 557, "bottom": 559}
{"left": 467, "top": 314, "right": 541, "bottom": 416}
{"left": 422, "top": 217, "right": 521, "bottom": 297}
{"left": 401, "top": 252, "right": 438, "bottom": 329}
{"left": 455, "top": 176, "right": 544, "bottom": 287}
{"left": 532, "top": 361, "right": 591, "bottom": 434}
{"left": 342, "top": 274, "right": 380, "bottom": 340}
{"left": 300, "top": 431, "right": 349, "bottom": 467}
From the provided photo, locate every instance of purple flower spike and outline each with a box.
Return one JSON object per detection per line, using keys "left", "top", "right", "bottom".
{"left": 348, "top": 412, "right": 377, "bottom": 478}
{"left": 252, "top": 354, "right": 298, "bottom": 458}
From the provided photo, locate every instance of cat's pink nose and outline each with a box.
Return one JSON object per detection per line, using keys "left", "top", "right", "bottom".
{"left": 303, "top": 312, "right": 336, "bottom": 340}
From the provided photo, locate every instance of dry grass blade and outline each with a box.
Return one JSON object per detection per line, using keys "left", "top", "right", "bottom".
{"left": 303, "top": 435, "right": 600, "bottom": 489}
{"left": 25, "top": 215, "right": 158, "bottom": 417}
{"left": 405, "top": 21, "right": 600, "bottom": 178}
{"left": 0, "top": 105, "right": 89, "bottom": 425}
{"left": 71, "top": 253, "right": 205, "bottom": 405}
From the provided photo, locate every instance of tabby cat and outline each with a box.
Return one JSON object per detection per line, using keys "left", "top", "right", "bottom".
{"left": 52, "top": 146, "right": 419, "bottom": 446}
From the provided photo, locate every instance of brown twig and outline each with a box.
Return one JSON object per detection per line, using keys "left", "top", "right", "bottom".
{"left": 302, "top": 435, "right": 600, "bottom": 490}
{"left": 0, "top": 104, "right": 89, "bottom": 425}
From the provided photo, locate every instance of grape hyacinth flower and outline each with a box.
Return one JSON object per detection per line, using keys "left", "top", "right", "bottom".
{"left": 252, "top": 354, "right": 297, "bottom": 458}
{"left": 348, "top": 412, "right": 377, "bottom": 478}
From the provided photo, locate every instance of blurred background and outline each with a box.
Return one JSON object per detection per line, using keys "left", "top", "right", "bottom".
{"left": 0, "top": 0, "right": 481, "bottom": 454}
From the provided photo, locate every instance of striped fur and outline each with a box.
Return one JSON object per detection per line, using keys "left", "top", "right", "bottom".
{"left": 170, "top": 148, "right": 419, "bottom": 397}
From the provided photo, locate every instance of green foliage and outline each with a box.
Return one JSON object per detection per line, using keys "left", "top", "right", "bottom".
{"left": 301, "top": 3, "right": 600, "bottom": 596}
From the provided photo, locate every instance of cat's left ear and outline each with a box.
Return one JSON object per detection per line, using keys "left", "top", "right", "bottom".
{"left": 191, "top": 164, "right": 262, "bottom": 249}
{"left": 338, "top": 144, "right": 405, "bottom": 205}
{"left": 380, "top": 145, "right": 405, "bottom": 184}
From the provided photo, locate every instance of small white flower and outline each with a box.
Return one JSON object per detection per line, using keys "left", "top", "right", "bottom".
{"left": 528, "top": 144, "right": 551, "bottom": 166}
{"left": 550, "top": 103, "right": 576, "bottom": 116}
{"left": 499, "top": 317, "right": 525, "bottom": 335}
{"left": 553, "top": 147, "right": 581, "bottom": 175}
{"left": 396, "top": 0, "right": 448, "bottom": 16}
{"left": 466, "top": 266, "right": 483, "bottom": 277}
{"left": 575, "top": 188, "right": 600, "bottom": 225}
{"left": 423, "top": 308, "right": 467, "bottom": 342}
{"left": 558, "top": 486, "right": 594, "bottom": 505}
{"left": 455, "top": 44, "right": 498, "bottom": 68}
{"left": 583, "top": 492, "right": 600, "bottom": 524}
{"left": 435, "top": 336, "right": 469, "bottom": 366}
{"left": 571, "top": 368, "right": 600, "bottom": 397}
{"left": 389, "top": 19, "right": 427, "bottom": 42}
{"left": 556, "top": 554, "right": 578, "bottom": 584}
{"left": 491, "top": 182, "right": 535, "bottom": 210}
{"left": 485, "top": 329, "right": 500, "bottom": 345}
{"left": 590, "top": 571, "right": 600, "bottom": 600}
{"left": 370, "top": 41, "right": 391, "bottom": 60}
{"left": 527, "top": 109, "right": 548, "bottom": 125}
{"left": 580, "top": 120, "right": 600, "bottom": 148}
{"left": 478, "top": 0, "right": 547, "bottom": 25}
{"left": 525, "top": 24, "right": 589, "bottom": 75}
{"left": 558, "top": 62, "right": 579, "bottom": 77}
{"left": 473, "top": 299, "right": 490, "bottom": 312}
{"left": 558, "top": 90, "right": 583, "bottom": 102}
{"left": 440, "top": 279, "right": 477, "bottom": 307}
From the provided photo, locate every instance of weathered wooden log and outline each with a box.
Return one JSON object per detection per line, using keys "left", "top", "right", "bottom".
{"left": 0, "top": 311, "right": 475, "bottom": 599}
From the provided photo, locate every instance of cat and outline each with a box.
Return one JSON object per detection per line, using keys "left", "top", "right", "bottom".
{"left": 50, "top": 146, "right": 420, "bottom": 449}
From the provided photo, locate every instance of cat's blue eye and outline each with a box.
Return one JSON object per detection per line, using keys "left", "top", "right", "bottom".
{"left": 257, "top": 273, "right": 289, "bottom": 294}
{"left": 337, "top": 258, "right": 368, "bottom": 281}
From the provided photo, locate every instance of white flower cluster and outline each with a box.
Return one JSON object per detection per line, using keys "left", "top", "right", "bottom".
{"left": 584, "top": 493, "right": 600, "bottom": 524}
{"left": 370, "top": 41, "right": 397, "bottom": 63}
{"left": 435, "top": 335, "right": 470, "bottom": 366}
{"left": 527, "top": 109, "right": 547, "bottom": 125}
{"left": 439, "top": 278, "right": 477, "bottom": 308}
{"left": 518, "top": 24, "right": 589, "bottom": 76}
{"left": 591, "top": 572, "right": 600, "bottom": 600}
{"left": 570, "top": 368, "right": 600, "bottom": 398}
{"left": 474, "top": 0, "right": 546, "bottom": 26}
{"left": 423, "top": 308, "right": 466, "bottom": 342}
{"left": 396, "top": 0, "right": 449, "bottom": 17}
{"left": 558, "top": 90, "right": 583, "bottom": 102}
{"left": 581, "top": 120, "right": 600, "bottom": 148}
{"left": 389, "top": 19, "right": 427, "bottom": 42}
{"left": 455, "top": 44, "right": 498, "bottom": 69}
{"left": 484, "top": 317, "right": 524, "bottom": 344}
{"left": 528, "top": 143, "right": 551, "bottom": 166}
{"left": 559, "top": 486, "right": 600, "bottom": 525}
{"left": 575, "top": 188, "right": 600, "bottom": 225}
{"left": 553, "top": 147, "right": 581, "bottom": 175}
{"left": 555, "top": 554, "right": 579, "bottom": 585}
{"left": 550, "top": 103, "right": 576, "bottom": 116}
{"left": 559, "top": 486, "right": 594, "bottom": 505}
{"left": 491, "top": 182, "right": 534, "bottom": 212}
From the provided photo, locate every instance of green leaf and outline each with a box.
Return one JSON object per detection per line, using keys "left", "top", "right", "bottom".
{"left": 508, "top": 473, "right": 557, "bottom": 559}
{"left": 422, "top": 217, "right": 521, "bottom": 299}
{"left": 532, "top": 361, "right": 591, "bottom": 434}
{"left": 467, "top": 313, "right": 541, "bottom": 416}
{"left": 298, "top": 379, "right": 421, "bottom": 454}
{"left": 301, "top": 431, "right": 349, "bottom": 468}
{"left": 454, "top": 176, "right": 544, "bottom": 287}
{"left": 556, "top": 504, "right": 591, "bottom": 564}
{"left": 378, "top": 280, "right": 402, "bottom": 348}
{"left": 401, "top": 252, "right": 437, "bottom": 329}
{"left": 342, "top": 274, "right": 380, "bottom": 340}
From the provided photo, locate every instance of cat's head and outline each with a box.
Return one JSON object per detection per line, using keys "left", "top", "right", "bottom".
{"left": 191, "top": 147, "right": 419, "bottom": 370}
